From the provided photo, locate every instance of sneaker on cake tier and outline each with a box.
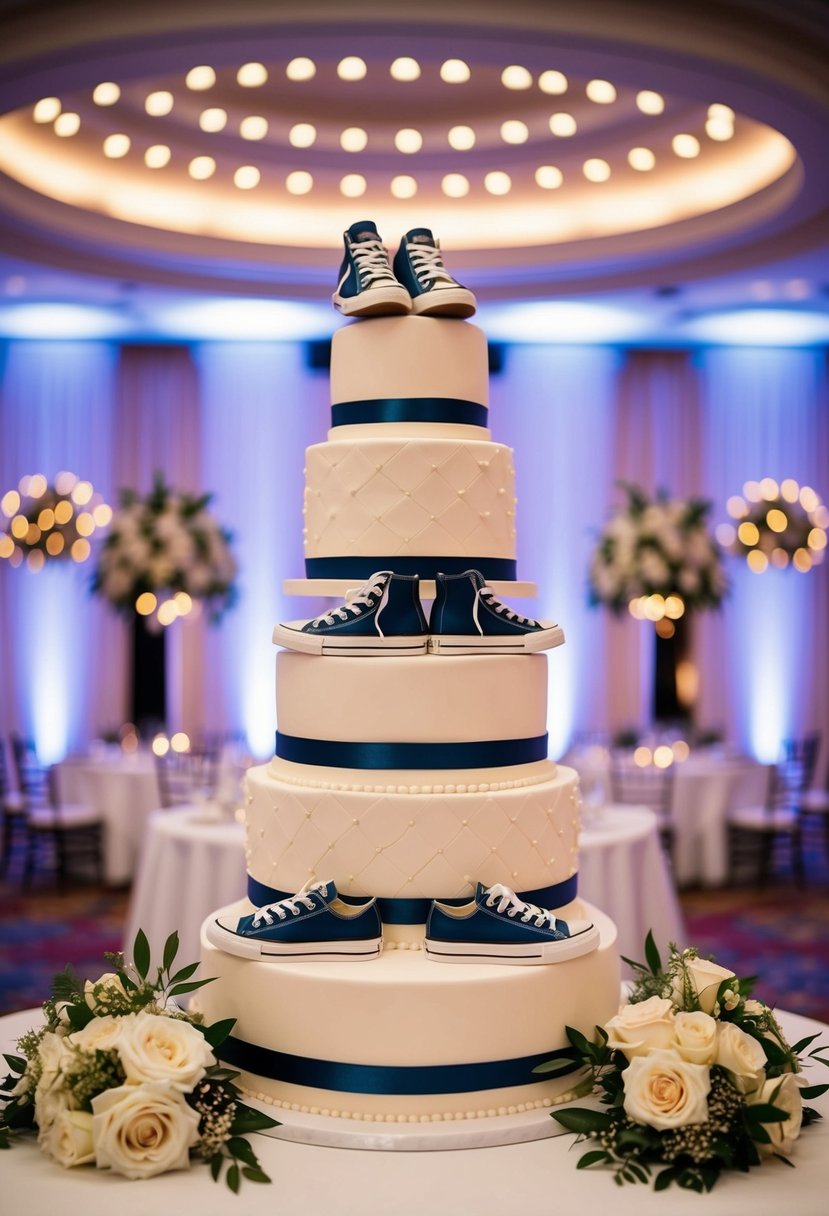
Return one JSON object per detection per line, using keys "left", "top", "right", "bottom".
{"left": 332, "top": 220, "right": 412, "bottom": 316}
{"left": 392, "top": 227, "right": 477, "bottom": 318}
{"left": 424, "top": 883, "right": 599, "bottom": 965}
{"left": 274, "top": 571, "right": 429, "bottom": 656}
{"left": 205, "top": 881, "right": 383, "bottom": 961}
{"left": 428, "top": 569, "right": 564, "bottom": 654}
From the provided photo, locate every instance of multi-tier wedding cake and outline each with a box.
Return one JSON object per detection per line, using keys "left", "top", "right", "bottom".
{"left": 198, "top": 222, "right": 620, "bottom": 1130}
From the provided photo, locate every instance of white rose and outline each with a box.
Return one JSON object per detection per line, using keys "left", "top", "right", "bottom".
{"left": 115, "top": 1011, "right": 214, "bottom": 1091}
{"left": 71, "top": 1014, "right": 125, "bottom": 1054}
{"left": 42, "top": 1109, "right": 95, "bottom": 1168}
{"left": 92, "top": 1082, "right": 201, "bottom": 1180}
{"left": 747, "top": 1073, "right": 803, "bottom": 1157}
{"left": 743, "top": 999, "right": 766, "bottom": 1017}
{"left": 84, "top": 972, "right": 129, "bottom": 1013}
{"left": 673, "top": 956, "right": 736, "bottom": 1014}
{"left": 605, "top": 996, "right": 676, "bottom": 1059}
{"left": 34, "top": 1032, "right": 76, "bottom": 1131}
{"left": 672, "top": 1011, "right": 718, "bottom": 1065}
{"left": 715, "top": 1022, "right": 767, "bottom": 1093}
{"left": 623, "top": 1048, "right": 711, "bottom": 1130}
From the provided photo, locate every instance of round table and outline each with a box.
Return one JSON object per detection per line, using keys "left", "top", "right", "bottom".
{"left": 123, "top": 806, "right": 246, "bottom": 963}
{"left": 2, "top": 1003, "right": 827, "bottom": 1215}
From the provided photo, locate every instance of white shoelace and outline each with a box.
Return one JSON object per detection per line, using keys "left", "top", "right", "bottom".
{"left": 473, "top": 586, "right": 538, "bottom": 633}
{"left": 350, "top": 238, "right": 399, "bottom": 288}
{"left": 405, "top": 241, "right": 458, "bottom": 289}
{"left": 484, "top": 883, "right": 560, "bottom": 929}
{"left": 251, "top": 881, "right": 327, "bottom": 927}
{"left": 311, "top": 573, "right": 390, "bottom": 629}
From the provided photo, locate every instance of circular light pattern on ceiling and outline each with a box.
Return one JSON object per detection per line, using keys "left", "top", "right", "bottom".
{"left": 440, "top": 59, "right": 470, "bottom": 84}
{"left": 636, "top": 89, "right": 665, "bottom": 115}
{"left": 583, "top": 157, "right": 611, "bottom": 182}
{"left": 673, "top": 133, "right": 701, "bottom": 157}
{"left": 145, "top": 144, "right": 171, "bottom": 168}
{"left": 286, "top": 170, "right": 313, "bottom": 194}
{"left": 145, "top": 91, "right": 173, "bottom": 116}
{"left": 535, "top": 164, "right": 563, "bottom": 188}
{"left": 237, "top": 62, "right": 267, "bottom": 87}
{"left": 549, "top": 112, "right": 577, "bottom": 136}
{"left": 391, "top": 174, "right": 417, "bottom": 198}
{"left": 188, "top": 155, "right": 216, "bottom": 180}
{"left": 54, "top": 112, "right": 80, "bottom": 137}
{"left": 103, "top": 133, "right": 130, "bottom": 158}
{"left": 340, "top": 127, "right": 368, "bottom": 152}
{"left": 234, "top": 165, "right": 260, "bottom": 189}
{"left": 448, "top": 125, "right": 475, "bottom": 150}
{"left": 240, "top": 115, "right": 268, "bottom": 140}
{"left": 484, "top": 171, "right": 511, "bottom": 195}
{"left": 586, "top": 79, "right": 617, "bottom": 103}
{"left": 286, "top": 57, "right": 316, "bottom": 82}
{"left": 390, "top": 57, "right": 420, "bottom": 82}
{"left": 92, "top": 82, "right": 120, "bottom": 106}
{"left": 340, "top": 173, "right": 367, "bottom": 197}
{"left": 338, "top": 57, "right": 367, "bottom": 82}
{"left": 628, "top": 146, "right": 656, "bottom": 170}
{"left": 185, "top": 66, "right": 216, "bottom": 91}
{"left": 199, "top": 108, "right": 227, "bottom": 133}
{"left": 289, "top": 122, "right": 316, "bottom": 148}
{"left": 709, "top": 104, "right": 735, "bottom": 122}
{"left": 538, "top": 70, "right": 567, "bottom": 95}
{"left": 706, "top": 117, "right": 735, "bottom": 140}
{"left": 442, "top": 173, "right": 469, "bottom": 197}
{"left": 501, "top": 120, "right": 529, "bottom": 144}
{"left": 394, "top": 127, "right": 422, "bottom": 153}
{"left": 33, "top": 97, "right": 61, "bottom": 123}
{"left": 501, "top": 65, "right": 532, "bottom": 90}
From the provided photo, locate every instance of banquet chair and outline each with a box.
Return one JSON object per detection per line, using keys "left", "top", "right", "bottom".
{"left": 155, "top": 744, "right": 220, "bottom": 809}
{"left": 10, "top": 735, "right": 104, "bottom": 889}
{"left": 726, "top": 750, "right": 809, "bottom": 887}
{"left": 608, "top": 755, "right": 675, "bottom": 860}
{"left": 0, "top": 738, "right": 27, "bottom": 878}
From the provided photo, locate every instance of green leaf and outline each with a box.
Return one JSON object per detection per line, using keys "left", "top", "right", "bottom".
{"left": 227, "top": 1136, "right": 258, "bottom": 1167}
{"left": 789, "top": 1033, "right": 821, "bottom": 1054}
{"left": 745, "top": 1103, "right": 788, "bottom": 1124}
{"left": 577, "top": 1150, "right": 611, "bottom": 1169}
{"left": 231, "top": 1106, "right": 281, "bottom": 1134}
{"left": 209, "top": 1153, "right": 223, "bottom": 1182}
{"left": 66, "top": 1004, "right": 94, "bottom": 1032}
{"left": 168, "top": 979, "right": 212, "bottom": 998}
{"left": 226, "top": 1162, "right": 240, "bottom": 1194}
{"left": 552, "top": 1107, "right": 611, "bottom": 1134}
{"left": 201, "top": 1018, "right": 236, "bottom": 1049}
{"left": 644, "top": 930, "right": 662, "bottom": 975}
{"left": 132, "top": 930, "right": 151, "bottom": 981}
{"left": 564, "top": 1026, "right": 595, "bottom": 1055}
{"left": 169, "top": 961, "right": 200, "bottom": 985}
{"left": 162, "top": 932, "right": 180, "bottom": 974}
{"left": 533, "top": 1057, "right": 576, "bottom": 1075}
{"left": 654, "top": 1166, "right": 679, "bottom": 1192}
{"left": 799, "top": 1084, "right": 829, "bottom": 1099}
{"left": 2, "top": 1056, "right": 26, "bottom": 1075}
{"left": 242, "top": 1166, "right": 271, "bottom": 1183}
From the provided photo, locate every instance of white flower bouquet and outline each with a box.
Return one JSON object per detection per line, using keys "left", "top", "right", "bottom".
{"left": 539, "top": 934, "right": 828, "bottom": 1193}
{"left": 91, "top": 473, "right": 237, "bottom": 623}
{"left": 0, "top": 931, "right": 277, "bottom": 1190}
{"left": 589, "top": 483, "right": 727, "bottom": 613}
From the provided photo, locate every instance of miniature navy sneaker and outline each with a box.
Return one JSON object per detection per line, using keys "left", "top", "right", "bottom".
{"left": 424, "top": 882, "right": 599, "bottom": 965}
{"left": 205, "top": 880, "right": 383, "bottom": 961}
{"left": 392, "top": 227, "right": 477, "bottom": 318}
{"left": 273, "top": 571, "right": 429, "bottom": 656}
{"left": 332, "top": 220, "right": 412, "bottom": 317}
{"left": 428, "top": 569, "right": 564, "bottom": 654}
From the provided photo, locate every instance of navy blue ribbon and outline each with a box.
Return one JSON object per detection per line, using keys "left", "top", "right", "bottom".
{"left": 247, "top": 874, "right": 579, "bottom": 925}
{"left": 331, "top": 396, "right": 488, "bottom": 428}
{"left": 275, "top": 731, "right": 548, "bottom": 770}
{"left": 304, "top": 556, "right": 518, "bottom": 580}
{"left": 216, "top": 1035, "right": 579, "bottom": 1095}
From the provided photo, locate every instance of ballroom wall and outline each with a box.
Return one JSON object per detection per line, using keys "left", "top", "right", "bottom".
{"left": 0, "top": 336, "right": 826, "bottom": 769}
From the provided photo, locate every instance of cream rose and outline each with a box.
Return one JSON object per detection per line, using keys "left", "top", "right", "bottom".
{"left": 34, "top": 1032, "right": 76, "bottom": 1131}
{"left": 748, "top": 1073, "right": 803, "bottom": 1157}
{"left": 42, "top": 1110, "right": 95, "bottom": 1168}
{"left": 70, "top": 1014, "right": 125, "bottom": 1055}
{"left": 91, "top": 1082, "right": 201, "bottom": 1180}
{"left": 673, "top": 957, "right": 736, "bottom": 1015}
{"left": 115, "top": 1011, "right": 214, "bottom": 1091}
{"left": 623, "top": 1048, "right": 711, "bottom": 1130}
{"left": 715, "top": 1022, "right": 767, "bottom": 1094}
{"left": 605, "top": 996, "right": 676, "bottom": 1059}
{"left": 84, "top": 972, "right": 129, "bottom": 1013}
{"left": 672, "top": 1011, "right": 718, "bottom": 1065}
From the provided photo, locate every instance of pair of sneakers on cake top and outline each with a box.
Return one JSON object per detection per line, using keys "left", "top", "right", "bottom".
{"left": 273, "top": 569, "right": 564, "bottom": 656}
{"left": 206, "top": 880, "right": 598, "bottom": 966}
{"left": 332, "top": 220, "right": 477, "bottom": 319}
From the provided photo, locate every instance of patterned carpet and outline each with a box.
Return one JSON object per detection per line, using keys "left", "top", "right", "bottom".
{"left": 1, "top": 871, "right": 828, "bottom": 1023}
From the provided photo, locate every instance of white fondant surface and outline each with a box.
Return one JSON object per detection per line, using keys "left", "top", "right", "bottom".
{"left": 275, "top": 651, "right": 548, "bottom": 744}
{"left": 331, "top": 316, "right": 488, "bottom": 407}
{"left": 329, "top": 422, "right": 491, "bottom": 441}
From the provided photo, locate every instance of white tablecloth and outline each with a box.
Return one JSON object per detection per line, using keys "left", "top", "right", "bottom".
{"left": 55, "top": 753, "right": 162, "bottom": 885}
{"left": 123, "top": 806, "right": 246, "bottom": 962}
{"left": 579, "top": 805, "right": 686, "bottom": 967}
{"left": 2, "top": 1004, "right": 827, "bottom": 1216}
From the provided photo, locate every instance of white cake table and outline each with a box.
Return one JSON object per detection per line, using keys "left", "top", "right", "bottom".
{"left": 2, "top": 1004, "right": 827, "bottom": 1215}
{"left": 123, "top": 806, "right": 246, "bottom": 963}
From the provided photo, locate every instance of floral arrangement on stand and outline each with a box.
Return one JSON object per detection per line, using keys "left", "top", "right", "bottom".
{"left": 0, "top": 931, "right": 277, "bottom": 1190}
{"left": 91, "top": 472, "right": 237, "bottom": 628}
{"left": 589, "top": 483, "right": 727, "bottom": 617}
{"left": 716, "top": 477, "right": 827, "bottom": 575}
{"left": 539, "top": 934, "right": 828, "bottom": 1193}
{"left": 0, "top": 472, "right": 111, "bottom": 572}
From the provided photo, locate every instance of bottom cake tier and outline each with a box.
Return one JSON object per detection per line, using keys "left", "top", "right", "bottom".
{"left": 196, "top": 901, "right": 620, "bottom": 1122}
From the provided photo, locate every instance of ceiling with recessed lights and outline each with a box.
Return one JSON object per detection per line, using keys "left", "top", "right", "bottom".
{"left": 0, "top": 0, "right": 827, "bottom": 321}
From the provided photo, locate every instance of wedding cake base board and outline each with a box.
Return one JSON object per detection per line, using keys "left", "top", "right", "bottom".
{"left": 283, "top": 578, "right": 538, "bottom": 600}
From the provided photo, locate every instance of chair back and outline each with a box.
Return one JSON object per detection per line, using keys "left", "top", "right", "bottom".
{"left": 609, "top": 754, "right": 675, "bottom": 814}
{"left": 10, "top": 735, "right": 49, "bottom": 803}
{"left": 780, "top": 734, "right": 821, "bottom": 793}
{"left": 155, "top": 745, "right": 220, "bottom": 808}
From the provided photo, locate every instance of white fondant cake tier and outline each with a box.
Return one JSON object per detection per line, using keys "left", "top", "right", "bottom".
{"left": 331, "top": 316, "right": 488, "bottom": 410}
{"left": 302, "top": 436, "right": 516, "bottom": 566}
{"left": 275, "top": 651, "right": 548, "bottom": 745}
{"left": 243, "top": 761, "right": 580, "bottom": 916}
{"left": 197, "top": 902, "right": 619, "bottom": 1121}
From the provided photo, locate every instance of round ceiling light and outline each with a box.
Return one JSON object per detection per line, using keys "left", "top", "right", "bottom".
{"left": 286, "top": 58, "right": 316, "bottom": 82}
{"left": 538, "top": 70, "right": 567, "bottom": 95}
{"left": 628, "top": 147, "right": 656, "bottom": 170}
{"left": 145, "top": 144, "right": 171, "bottom": 168}
{"left": 501, "top": 120, "right": 529, "bottom": 144}
{"left": 391, "top": 175, "right": 417, "bottom": 198}
{"left": 199, "top": 108, "right": 227, "bottom": 133}
{"left": 54, "top": 112, "right": 80, "bottom": 136}
{"left": 448, "top": 125, "right": 476, "bottom": 150}
{"left": 535, "top": 164, "right": 563, "bottom": 189}
{"left": 484, "top": 171, "right": 512, "bottom": 195}
{"left": 394, "top": 128, "right": 422, "bottom": 153}
{"left": 337, "top": 57, "right": 367, "bottom": 82}
{"left": 673, "top": 133, "right": 701, "bottom": 158}
{"left": 103, "top": 133, "right": 130, "bottom": 158}
{"left": 549, "top": 112, "right": 577, "bottom": 136}
{"left": 237, "top": 62, "right": 267, "bottom": 87}
{"left": 188, "top": 156, "right": 216, "bottom": 180}
{"left": 145, "top": 91, "right": 173, "bottom": 116}
{"left": 33, "top": 97, "right": 61, "bottom": 123}
{"left": 289, "top": 123, "right": 316, "bottom": 148}
{"left": 501, "top": 65, "right": 532, "bottom": 90}
{"left": 583, "top": 157, "right": 611, "bottom": 182}
{"left": 92, "top": 82, "right": 120, "bottom": 106}
{"left": 390, "top": 57, "right": 420, "bottom": 82}
{"left": 340, "top": 127, "right": 368, "bottom": 152}
{"left": 286, "top": 171, "right": 313, "bottom": 195}
{"left": 185, "top": 66, "right": 216, "bottom": 91}
{"left": 440, "top": 59, "right": 470, "bottom": 84}
{"left": 233, "top": 165, "right": 260, "bottom": 189}
{"left": 441, "top": 173, "right": 469, "bottom": 197}
{"left": 586, "top": 79, "right": 617, "bottom": 103}
{"left": 340, "top": 173, "right": 367, "bottom": 197}
{"left": 239, "top": 115, "right": 268, "bottom": 140}
{"left": 636, "top": 90, "right": 665, "bottom": 115}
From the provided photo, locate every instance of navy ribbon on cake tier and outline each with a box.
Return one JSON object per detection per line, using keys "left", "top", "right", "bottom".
{"left": 304, "top": 556, "right": 517, "bottom": 580}
{"left": 275, "top": 731, "right": 548, "bottom": 770}
{"left": 216, "top": 1036, "right": 580, "bottom": 1095}
{"left": 247, "top": 875, "right": 579, "bottom": 926}
{"left": 331, "top": 396, "right": 488, "bottom": 428}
